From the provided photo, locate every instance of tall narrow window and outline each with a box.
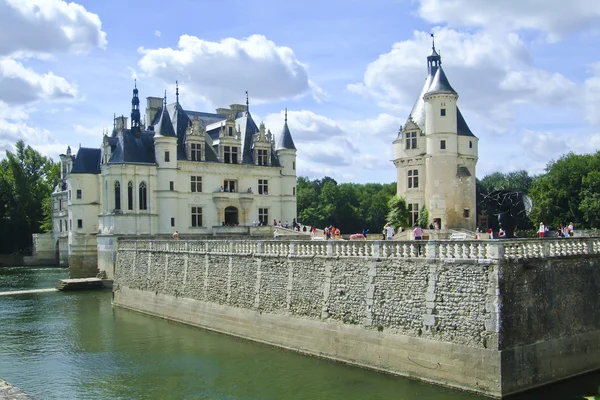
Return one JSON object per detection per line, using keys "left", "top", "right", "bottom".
{"left": 165, "top": 151, "right": 170, "bottom": 162}
{"left": 463, "top": 209, "right": 470, "bottom": 218}
{"left": 171, "top": 217, "right": 175, "bottom": 227}
{"left": 169, "top": 181, "right": 174, "bottom": 191}
{"left": 408, "top": 203, "right": 419, "bottom": 227}
{"left": 77, "top": 219, "right": 83, "bottom": 229}
{"left": 407, "top": 170, "right": 419, "bottom": 189}
{"left": 76, "top": 189, "right": 82, "bottom": 199}
{"left": 405, "top": 132, "right": 417, "bottom": 149}
{"left": 257, "top": 149, "right": 268, "bottom": 166}
{"left": 258, "top": 179, "right": 268, "bottom": 195}
{"left": 190, "top": 176, "right": 202, "bottom": 193}
{"left": 128, "top": 181, "right": 133, "bottom": 210}
{"left": 224, "top": 180, "right": 236, "bottom": 193}
{"left": 228, "top": 126, "right": 233, "bottom": 136}
{"left": 259, "top": 208, "right": 269, "bottom": 226}
{"left": 190, "top": 143, "right": 202, "bottom": 161}
{"left": 441, "top": 108, "right": 446, "bottom": 116}
{"left": 440, "top": 140, "right": 446, "bottom": 150}
{"left": 469, "top": 141, "right": 473, "bottom": 149}
{"left": 293, "top": 161, "right": 296, "bottom": 170}
{"left": 191, "top": 207, "right": 202, "bottom": 227}
{"left": 293, "top": 187, "right": 296, "bottom": 196}
{"left": 114, "top": 181, "right": 121, "bottom": 210}
{"left": 139, "top": 182, "right": 147, "bottom": 210}
{"left": 60, "top": 220, "right": 63, "bottom": 232}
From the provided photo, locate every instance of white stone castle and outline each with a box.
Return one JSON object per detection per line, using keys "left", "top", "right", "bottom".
{"left": 393, "top": 39, "right": 478, "bottom": 230}
{"left": 51, "top": 85, "right": 297, "bottom": 278}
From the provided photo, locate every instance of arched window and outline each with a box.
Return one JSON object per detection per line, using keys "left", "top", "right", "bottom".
{"left": 127, "top": 181, "right": 133, "bottom": 210}
{"left": 114, "top": 181, "right": 121, "bottom": 210}
{"left": 139, "top": 182, "right": 147, "bottom": 210}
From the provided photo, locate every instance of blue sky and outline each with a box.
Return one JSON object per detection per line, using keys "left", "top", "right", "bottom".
{"left": 1, "top": 0, "right": 599, "bottom": 184}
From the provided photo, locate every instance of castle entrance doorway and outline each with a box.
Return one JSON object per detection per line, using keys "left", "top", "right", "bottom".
{"left": 224, "top": 206, "right": 239, "bottom": 226}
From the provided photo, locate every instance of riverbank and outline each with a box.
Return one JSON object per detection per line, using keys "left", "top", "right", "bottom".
{"left": 0, "top": 379, "right": 32, "bottom": 399}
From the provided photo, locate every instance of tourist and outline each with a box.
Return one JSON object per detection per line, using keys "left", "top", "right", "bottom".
{"left": 397, "top": 226, "right": 403, "bottom": 235}
{"left": 413, "top": 224, "right": 423, "bottom": 240}
{"left": 498, "top": 228, "right": 506, "bottom": 238}
{"left": 172, "top": 231, "right": 179, "bottom": 240}
{"left": 538, "top": 222, "right": 545, "bottom": 238}
{"left": 568, "top": 222, "right": 574, "bottom": 237}
{"left": 273, "top": 228, "right": 279, "bottom": 240}
{"left": 385, "top": 223, "right": 395, "bottom": 240}
{"left": 273, "top": 219, "right": 277, "bottom": 226}
{"left": 362, "top": 228, "right": 369, "bottom": 239}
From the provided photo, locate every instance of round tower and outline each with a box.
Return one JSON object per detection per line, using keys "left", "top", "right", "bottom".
{"left": 275, "top": 109, "right": 297, "bottom": 224}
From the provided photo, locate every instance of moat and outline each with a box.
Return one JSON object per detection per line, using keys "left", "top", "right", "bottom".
{"left": 0, "top": 266, "right": 598, "bottom": 400}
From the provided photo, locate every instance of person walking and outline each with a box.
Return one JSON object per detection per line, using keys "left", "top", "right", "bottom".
{"left": 413, "top": 224, "right": 423, "bottom": 240}
{"left": 273, "top": 228, "right": 279, "bottom": 240}
{"left": 172, "top": 231, "right": 179, "bottom": 240}
{"left": 538, "top": 222, "right": 545, "bottom": 238}
{"left": 385, "top": 223, "right": 395, "bottom": 240}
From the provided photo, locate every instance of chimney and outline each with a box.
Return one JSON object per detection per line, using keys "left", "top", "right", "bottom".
{"left": 115, "top": 115, "right": 128, "bottom": 131}
{"left": 146, "top": 96, "right": 164, "bottom": 127}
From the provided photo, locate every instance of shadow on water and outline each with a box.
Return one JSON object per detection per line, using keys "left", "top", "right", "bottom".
{"left": 1, "top": 268, "right": 599, "bottom": 400}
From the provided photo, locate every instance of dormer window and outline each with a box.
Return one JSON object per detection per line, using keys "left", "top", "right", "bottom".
{"left": 190, "top": 143, "right": 202, "bottom": 161}
{"left": 224, "top": 146, "right": 239, "bottom": 164}
{"left": 228, "top": 126, "right": 233, "bottom": 136}
{"left": 257, "top": 149, "right": 268, "bottom": 166}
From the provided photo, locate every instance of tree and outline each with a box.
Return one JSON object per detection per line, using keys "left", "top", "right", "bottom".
{"left": 417, "top": 205, "right": 429, "bottom": 228}
{"left": 0, "top": 140, "right": 58, "bottom": 253}
{"left": 386, "top": 195, "right": 409, "bottom": 229}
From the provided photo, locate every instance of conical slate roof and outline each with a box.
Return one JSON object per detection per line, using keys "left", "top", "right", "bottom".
{"left": 425, "top": 66, "right": 457, "bottom": 95}
{"left": 276, "top": 121, "right": 296, "bottom": 150}
{"left": 155, "top": 104, "right": 177, "bottom": 138}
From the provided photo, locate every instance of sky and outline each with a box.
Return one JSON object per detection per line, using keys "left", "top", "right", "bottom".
{"left": 1, "top": 0, "right": 599, "bottom": 184}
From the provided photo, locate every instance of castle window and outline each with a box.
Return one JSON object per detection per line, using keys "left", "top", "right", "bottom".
{"left": 165, "top": 151, "right": 170, "bottom": 162}
{"left": 59, "top": 199, "right": 62, "bottom": 211}
{"left": 224, "top": 146, "right": 239, "bottom": 164}
{"left": 70, "top": 219, "right": 72, "bottom": 230}
{"left": 76, "top": 189, "right": 82, "bottom": 199}
{"left": 60, "top": 220, "right": 63, "bottom": 232}
{"left": 407, "top": 170, "right": 419, "bottom": 189}
{"left": 128, "top": 182, "right": 133, "bottom": 210}
{"left": 191, "top": 207, "right": 203, "bottom": 227}
{"left": 114, "top": 181, "right": 121, "bottom": 210}
{"left": 69, "top": 190, "right": 71, "bottom": 200}
{"left": 228, "top": 126, "right": 233, "bottom": 137}
{"left": 440, "top": 140, "right": 446, "bottom": 150}
{"left": 463, "top": 209, "right": 470, "bottom": 218}
{"left": 224, "top": 180, "right": 236, "bottom": 193}
{"left": 171, "top": 217, "right": 175, "bottom": 227}
{"left": 257, "top": 149, "right": 268, "bottom": 166}
{"left": 405, "top": 132, "right": 417, "bottom": 149}
{"left": 258, "top": 179, "right": 268, "bottom": 195}
{"left": 191, "top": 176, "right": 202, "bottom": 193}
{"left": 190, "top": 143, "right": 202, "bottom": 161}
{"left": 139, "top": 182, "right": 148, "bottom": 210}
{"left": 469, "top": 141, "right": 473, "bottom": 149}
{"left": 408, "top": 203, "right": 419, "bottom": 227}
{"left": 441, "top": 108, "right": 446, "bottom": 116}
{"left": 293, "top": 187, "right": 296, "bottom": 196}
{"left": 259, "top": 208, "right": 269, "bottom": 226}
{"left": 293, "top": 161, "right": 296, "bottom": 170}
{"left": 77, "top": 219, "right": 83, "bottom": 229}
{"left": 170, "top": 181, "right": 174, "bottom": 191}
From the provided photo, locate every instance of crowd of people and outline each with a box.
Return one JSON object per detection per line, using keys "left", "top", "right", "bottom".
{"left": 538, "top": 222, "right": 574, "bottom": 238}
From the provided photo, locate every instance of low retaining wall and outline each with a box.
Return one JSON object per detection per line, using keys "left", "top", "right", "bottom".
{"left": 113, "top": 238, "right": 600, "bottom": 398}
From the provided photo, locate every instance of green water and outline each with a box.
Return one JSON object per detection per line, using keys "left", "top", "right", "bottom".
{"left": 0, "top": 267, "right": 598, "bottom": 400}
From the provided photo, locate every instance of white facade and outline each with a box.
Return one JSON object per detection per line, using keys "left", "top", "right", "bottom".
{"left": 52, "top": 86, "right": 297, "bottom": 278}
{"left": 393, "top": 44, "right": 478, "bottom": 230}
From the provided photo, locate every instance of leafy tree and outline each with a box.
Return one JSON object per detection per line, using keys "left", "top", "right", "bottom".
{"left": 386, "top": 195, "right": 409, "bottom": 229}
{"left": 0, "top": 140, "right": 58, "bottom": 253}
{"left": 417, "top": 205, "right": 429, "bottom": 228}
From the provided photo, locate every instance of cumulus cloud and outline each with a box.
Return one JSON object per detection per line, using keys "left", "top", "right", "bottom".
{"left": 418, "top": 0, "right": 600, "bottom": 42}
{"left": 154, "top": 30, "right": 161, "bottom": 38}
{"left": 0, "top": 0, "right": 107, "bottom": 58}
{"left": 137, "top": 34, "right": 319, "bottom": 107}
{"left": 0, "top": 58, "right": 78, "bottom": 104}
{"left": 584, "top": 62, "right": 600, "bottom": 126}
{"left": 348, "top": 28, "right": 577, "bottom": 125}
{"left": 0, "top": 118, "right": 66, "bottom": 160}
{"left": 264, "top": 110, "right": 400, "bottom": 182}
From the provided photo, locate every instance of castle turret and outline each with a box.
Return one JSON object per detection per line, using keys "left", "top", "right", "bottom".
{"left": 276, "top": 109, "right": 297, "bottom": 223}
{"left": 393, "top": 36, "right": 478, "bottom": 230}
{"left": 130, "top": 80, "right": 141, "bottom": 137}
{"left": 153, "top": 92, "right": 179, "bottom": 233}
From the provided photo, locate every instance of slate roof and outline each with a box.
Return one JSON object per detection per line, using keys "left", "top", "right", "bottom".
{"left": 404, "top": 62, "right": 475, "bottom": 138}
{"left": 108, "top": 130, "right": 156, "bottom": 164}
{"left": 276, "top": 121, "right": 296, "bottom": 151}
{"left": 71, "top": 148, "right": 101, "bottom": 174}
{"left": 154, "top": 105, "right": 177, "bottom": 138}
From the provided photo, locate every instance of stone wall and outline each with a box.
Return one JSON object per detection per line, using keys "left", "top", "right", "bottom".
{"left": 113, "top": 237, "right": 600, "bottom": 398}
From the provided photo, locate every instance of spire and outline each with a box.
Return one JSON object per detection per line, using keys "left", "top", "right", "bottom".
{"left": 276, "top": 109, "right": 296, "bottom": 151}
{"left": 155, "top": 93, "right": 177, "bottom": 138}
{"left": 164, "top": 90, "right": 167, "bottom": 106}
{"left": 175, "top": 81, "right": 179, "bottom": 104}
{"left": 246, "top": 90, "right": 249, "bottom": 112}
{"left": 425, "top": 66, "right": 457, "bottom": 96}
{"left": 131, "top": 80, "right": 141, "bottom": 135}
{"left": 427, "top": 32, "right": 441, "bottom": 76}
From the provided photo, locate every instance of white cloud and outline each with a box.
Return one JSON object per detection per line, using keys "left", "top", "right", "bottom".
{"left": 418, "top": 0, "right": 600, "bottom": 42}
{"left": 584, "top": 62, "right": 600, "bottom": 126}
{"left": 264, "top": 110, "right": 400, "bottom": 182}
{"left": 154, "top": 30, "right": 161, "bottom": 38}
{"left": 0, "top": 0, "right": 107, "bottom": 58}
{"left": 0, "top": 118, "right": 65, "bottom": 160}
{"left": 0, "top": 58, "right": 78, "bottom": 104}
{"left": 348, "top": 28, "right": 577, "bottom": 125}
{"left": 138, "top": 34, "right": 319, "bottom": 107}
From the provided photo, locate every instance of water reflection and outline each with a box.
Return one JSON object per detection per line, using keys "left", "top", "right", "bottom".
{"left": 0, "top": 267, "right": 598, "bottom": 400}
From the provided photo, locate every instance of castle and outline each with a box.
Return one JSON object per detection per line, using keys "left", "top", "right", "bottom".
{"left": 51, "top": 84, "right": 297, "bottom": 278}
{"left": 393, "top": 39, "right": 478, "bottom": 230}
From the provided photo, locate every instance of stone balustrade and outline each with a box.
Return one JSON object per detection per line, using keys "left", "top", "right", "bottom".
{"left": 118, "top": 237, "right": 600, "bottom": 261}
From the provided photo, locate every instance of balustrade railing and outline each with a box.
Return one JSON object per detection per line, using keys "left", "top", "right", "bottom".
{"left": 117, "top": 237, "right": 600, "bottom": 261}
